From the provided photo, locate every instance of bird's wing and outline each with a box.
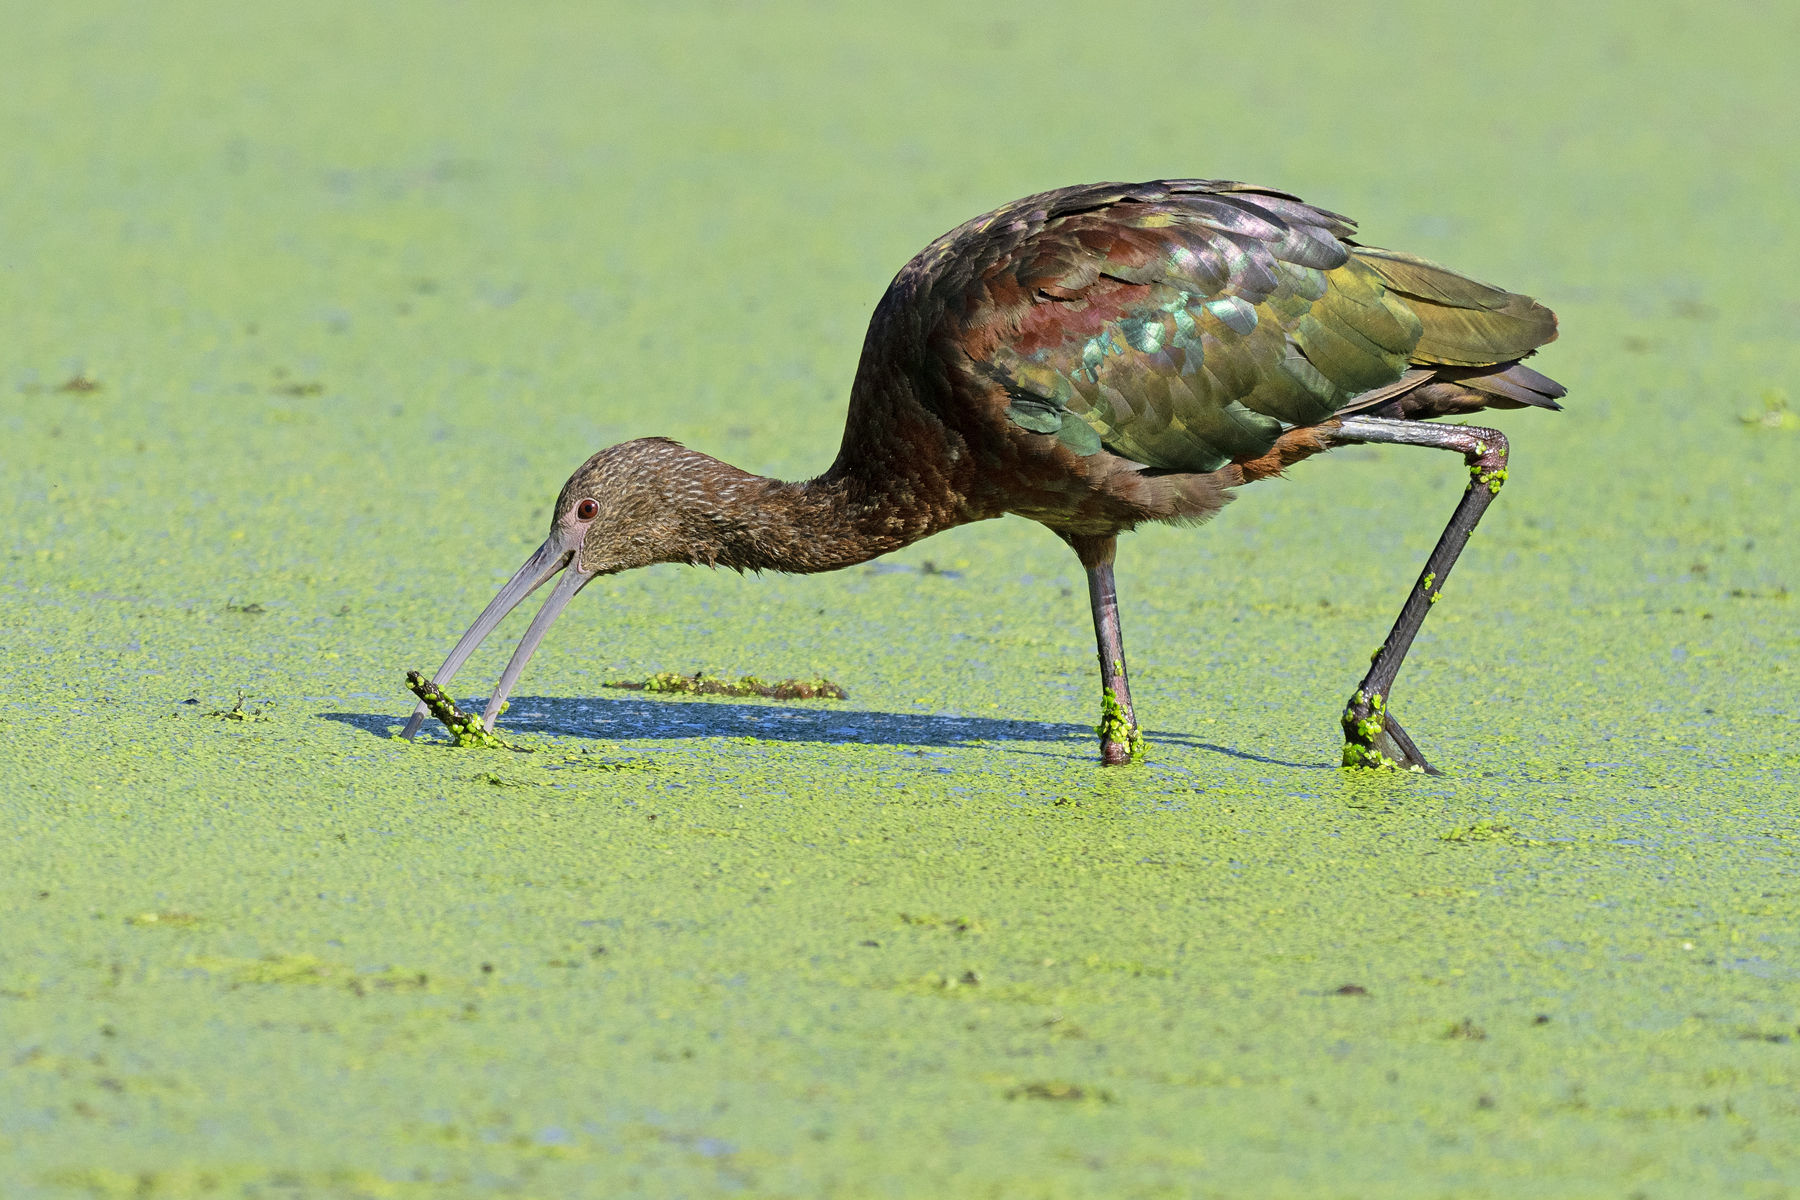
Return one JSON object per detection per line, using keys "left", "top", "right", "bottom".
{"left": 1349, "top": 246, "right": 1558, "bottom": 367}
{"left": 944, "top": 180, "right": 1553, "bottom": 472}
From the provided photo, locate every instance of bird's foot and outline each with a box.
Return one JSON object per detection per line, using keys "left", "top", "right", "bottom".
{"left": 1096, "top": 688, "right": 1144, "bottom": 766}
{"left": 1340, "top": 689, "right": 1439, "bottom": 775}
{"left": 1099, "top": 737, "right": 1141, "bottom": 766}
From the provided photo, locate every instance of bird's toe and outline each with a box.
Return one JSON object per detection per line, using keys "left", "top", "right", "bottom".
{"left": 1341, "top": 690, "right": 1438, "bottom": 775}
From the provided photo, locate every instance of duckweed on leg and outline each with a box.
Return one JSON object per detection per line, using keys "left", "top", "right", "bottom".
{"left": 1340, "top": 689, "right": 1425, "bottom": 773}
{"left": 1096, "top": 687, "right": 1145, "bottom": 764}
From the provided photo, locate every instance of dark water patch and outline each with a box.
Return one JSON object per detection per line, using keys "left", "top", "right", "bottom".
{"left": 325, "top": 696, "right": 1090, "bottom": 749}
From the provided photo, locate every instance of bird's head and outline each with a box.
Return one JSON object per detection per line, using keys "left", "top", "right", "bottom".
{"left": 550, "top": 437, "right": 695, "bottom": 576}
{"left": 400, "top": 437, "right": 697, "bottom": 739}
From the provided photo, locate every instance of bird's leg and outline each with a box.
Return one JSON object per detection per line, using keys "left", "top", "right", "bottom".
{"left": 1326, "top": 417, "right": 1512, "bottom": 775}
{"left": 1062, "top": 533, "right": 1142, "bottom": 766}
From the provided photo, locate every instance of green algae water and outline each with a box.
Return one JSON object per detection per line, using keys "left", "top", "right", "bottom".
{"left": 4, "top": 2, "right": 1798, "bottom": 1195}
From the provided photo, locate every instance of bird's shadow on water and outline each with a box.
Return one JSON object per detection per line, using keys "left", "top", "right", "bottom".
{"left": 318, "top": 694, "right": 1323, "bottom": 767}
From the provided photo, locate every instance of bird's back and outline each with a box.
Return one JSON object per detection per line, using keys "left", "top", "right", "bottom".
{"left": 873, "top": 180, "right": 1563, "bottom": 476}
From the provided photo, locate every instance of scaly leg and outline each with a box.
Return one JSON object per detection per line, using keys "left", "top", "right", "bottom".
{"left": 1327, "top": 417, "right": 1512, "bottom": 774}
{"left": 1062, "top": 533, "right": 1142, "bottom": 766}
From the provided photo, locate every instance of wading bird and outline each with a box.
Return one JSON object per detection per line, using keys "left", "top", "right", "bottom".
{"left": 402, "top": 179, "right": 1562, "bottom": 770}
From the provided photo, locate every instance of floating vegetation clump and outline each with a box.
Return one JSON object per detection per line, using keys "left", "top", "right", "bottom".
{"left": 210, "top": 693, "right": 274, "bottom": 722}
{"left": 1438, "top": 819, "right": 1547, "bottom": 847}
{"left": 1005, "top": 1081, "right": 1115, "bottom": 1104}
{"left": 1739, "top": 387, "right": 1798, "bottom": 430}
{"left": 603, "top": 671, "right": 847, "bottom": 700}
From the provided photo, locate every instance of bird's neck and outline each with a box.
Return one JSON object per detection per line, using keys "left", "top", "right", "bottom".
{"left": 650, "top": 448, "right": 965, "bottom": 575}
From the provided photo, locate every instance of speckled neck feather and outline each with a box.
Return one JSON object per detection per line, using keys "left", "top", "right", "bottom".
{"left": 562, "top": 433, "right": 974, "bottom": 577}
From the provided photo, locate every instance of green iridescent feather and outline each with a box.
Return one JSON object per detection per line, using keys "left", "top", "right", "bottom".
{"left": 960, "top": 181, "right": 1558, "bottom": 473}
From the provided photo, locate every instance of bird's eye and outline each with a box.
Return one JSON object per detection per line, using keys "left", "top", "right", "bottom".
{"left": 575, "top": 499, "right": 599, "bottom": 521}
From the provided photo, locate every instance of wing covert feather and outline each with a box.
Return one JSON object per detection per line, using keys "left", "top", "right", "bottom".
{"left": 931, "top": 181, "right": 1556, "bottom": 472}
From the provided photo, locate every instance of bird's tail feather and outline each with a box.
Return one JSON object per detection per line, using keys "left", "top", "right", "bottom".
{"left": 1335, "top": 360, "right": 1566, "bottom": 421}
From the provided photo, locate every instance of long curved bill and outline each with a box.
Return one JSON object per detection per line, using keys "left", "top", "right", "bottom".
{"left": 400, "top": 531, "right": 594, "bottom": 738}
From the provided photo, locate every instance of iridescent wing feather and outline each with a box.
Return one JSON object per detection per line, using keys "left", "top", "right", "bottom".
{"left": 934, "top": 180, "right": 1558, "bottom": 473}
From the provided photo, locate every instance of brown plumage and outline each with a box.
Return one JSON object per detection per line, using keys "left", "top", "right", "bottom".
{"left": 403, "top": 179, "right": 1564, "bottom": 771}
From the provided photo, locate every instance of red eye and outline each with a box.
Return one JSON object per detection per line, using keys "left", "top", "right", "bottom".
{"left": 575, "top": 499, "right": 598, "bottom": 521}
